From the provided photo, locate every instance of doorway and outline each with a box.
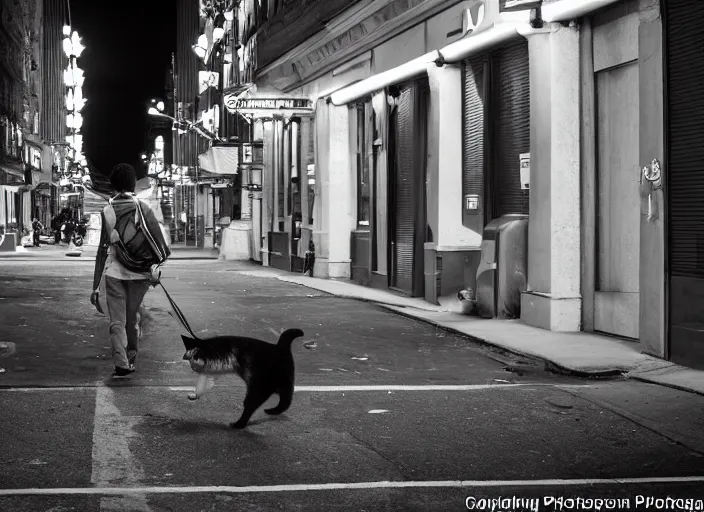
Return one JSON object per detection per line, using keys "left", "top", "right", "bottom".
{"left": 594, "top": 61, "right": 641, "bottom": 339}
{"left": 388, "top": 79, "right": 428, "bottom": 297}
{"left": 665, "top": 0, "right": 704, "bottom": 368}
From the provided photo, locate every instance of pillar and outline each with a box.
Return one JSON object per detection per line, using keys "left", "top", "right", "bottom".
{"left": 424, "top": 63, "right": 482, "bottom": 304}
{"left": 313, "top": 102, "right": 354, "bottom": 279}
{"left": 260, "top": 119, "right": 274, "bottom": 267}
{"left": 425, "top": 63, "right": 482, "bottom": 249}
{"left": 637, "top": 0, "right": 665, "bottom": 356}
{"left": 521, "top": 24, "right": 582, "bottom": 331}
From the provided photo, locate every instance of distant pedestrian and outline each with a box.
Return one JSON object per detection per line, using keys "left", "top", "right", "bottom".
{"left": 91, "top": 163, "right": 171, "bottom": 377}
{"left": 31, "top": 218, "right": 43, "bottom": 247}
{"left": 51, "top": 214, "right": 62, "bottom": 244}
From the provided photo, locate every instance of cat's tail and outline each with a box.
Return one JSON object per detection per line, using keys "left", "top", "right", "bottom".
{"left": 277, "top": 328, "right": 304, "bottom": 348}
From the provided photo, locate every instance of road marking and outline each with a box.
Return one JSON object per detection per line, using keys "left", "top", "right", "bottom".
{"left": 1, "top": 476, "right": 704, "bottom": 496}
{"left": 171, "top": 384, "right": 597, "bottom": 392}
{"left": 91, "top": 386, "right": 151, "bottom": 511}
{"left": 0, "top": 383, "right": 598, "bottom": 393}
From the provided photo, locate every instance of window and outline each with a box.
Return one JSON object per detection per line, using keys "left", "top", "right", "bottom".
{"left": 289, "top": 119, "right": 302, "bottom": 223}
{"left": 355, "top": 102, "right": 371, "bottom": 228}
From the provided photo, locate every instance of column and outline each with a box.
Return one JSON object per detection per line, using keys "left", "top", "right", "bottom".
{"left": 425, "top": 63, "right": 482, "bottom": 249}
{"left": 260, "top": 118, "right": 274, "bottom": 266}
{"left": 423, "top": 63, "right": 482, "bottom": 304}
{"left": 521, "top": 24, "right": 582, "bottom": 331}
{"left": 313, "top": 101, "right": 353, "bottom": 279}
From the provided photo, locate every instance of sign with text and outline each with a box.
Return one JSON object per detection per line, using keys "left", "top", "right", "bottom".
{"left": 465, "top": 194, "right": 479, "bottom": 211}
{"left": 519, "top": 153, "right": 530, "bottom": 190}
{"left": 224, "top": 96, "right": 313, "bottom": 115}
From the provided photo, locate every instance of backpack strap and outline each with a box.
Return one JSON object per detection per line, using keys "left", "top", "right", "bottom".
{"left": 103, "top": 202, "right": 121, "bottom": 245}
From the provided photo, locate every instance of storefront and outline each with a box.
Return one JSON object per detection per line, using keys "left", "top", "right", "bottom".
{"left": 347, "top": 79, "right": 430, "bottom": 297}
{"left": 461, "top": 38, "right": 530, "bottom": 231}
{"left": 224, "top": 95, "right": 315, "bottom": 268}
{"left": 664, "top": 0, "right": 704, "bottom": 369}
{"left": 326, "top": 0, "right": 532, "bottom": 300}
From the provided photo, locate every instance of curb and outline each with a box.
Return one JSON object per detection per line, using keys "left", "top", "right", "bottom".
{"left": 274, "top": 276, "right": 630, "bottom": 378}
{"left": 626, "top": 375, "right": 704, "bottom": 398}
{"left": 376, "top": 304, "right": 626, "bottom": 379}
{"left": 275, "top": 277, "right": 446, "bottom": 313}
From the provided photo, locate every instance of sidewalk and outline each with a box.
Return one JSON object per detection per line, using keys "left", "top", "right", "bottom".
{"left": 0, "top": 244, "right": 219, "bottom": 260}
{"left": 276, "top": 274, "right": 704, "bottom": 397}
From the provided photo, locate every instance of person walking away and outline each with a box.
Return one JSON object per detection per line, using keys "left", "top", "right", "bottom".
{"left": 31, "top": 218, "right": 43, "bottom": 247}
{"left": 90, "top": 163, "right": 171, "bottom": 377}
{"left": 51, "top": 214, "right": 62, "bottom": 244}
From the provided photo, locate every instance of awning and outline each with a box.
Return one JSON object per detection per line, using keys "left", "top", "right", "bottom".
{"left": 328, "top": 23, "right": 523, "bottom": 106}
{"left": 197, "top": 146, "right": 239, "bottom": 175}
{"left": 329, "top": 51, "right": 440, "bottom": 106}
{"left": 436, "top": 24, "right": 521, "bottom": 64}
{"left": 329, "top": 0, "right": 623, "bottom": 106}
{"left": 83, "top": 187, "right": 109, "bottom": 215}
{"left": 0, "top": 159, "right": 25, "bottom": 180}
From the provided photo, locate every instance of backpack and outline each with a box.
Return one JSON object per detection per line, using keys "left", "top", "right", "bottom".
{"left": 104, "top": 196, "right": 171, "bottom": 273}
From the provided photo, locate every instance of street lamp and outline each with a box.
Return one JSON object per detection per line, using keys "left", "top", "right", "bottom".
{"left": 147, "top": 106, "right": 223, "bottom": 142}
{"left": 192, "top": 34, "right": 208, "bottom": 61}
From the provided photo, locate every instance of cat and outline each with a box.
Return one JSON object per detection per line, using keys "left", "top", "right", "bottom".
{"left": 182, "top": 328, "right": 304, "bottom": 429}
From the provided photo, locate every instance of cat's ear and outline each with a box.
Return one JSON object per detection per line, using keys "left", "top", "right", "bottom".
{"left": 181, "top": 335, "right": 197, "bottom": 350}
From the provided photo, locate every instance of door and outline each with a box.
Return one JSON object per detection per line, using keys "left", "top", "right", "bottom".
{"left": 389, "top": 81, "right": 427, "bottom": 296}
{"left": 252, "top": 189, "right": 262, "bottom": 262}
{"left": 595, "top": 61, "right": 641, "bottom": 338}
{"left": 666, "top": 0, "right": 704, "bottom": 368}
{"left": 491, "top": 38, "right": 530, "bottom": 219}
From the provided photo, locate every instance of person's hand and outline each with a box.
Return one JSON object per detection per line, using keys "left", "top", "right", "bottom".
{"left": 149, "top": 265, "right": 161, "bottom": 287}
{"left": 90, "top": 290, "right": 104, "bottom": 314}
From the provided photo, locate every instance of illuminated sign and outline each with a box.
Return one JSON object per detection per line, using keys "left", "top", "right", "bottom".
{"left": 224, "top": 96, "right": 313, "bottom": 114}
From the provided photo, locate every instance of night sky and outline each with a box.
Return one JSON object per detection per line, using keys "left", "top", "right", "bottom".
{"left": 70, "top": 0, "right": 176, "bottom": 178}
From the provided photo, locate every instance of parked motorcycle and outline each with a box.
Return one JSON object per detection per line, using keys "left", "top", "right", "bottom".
{"left": 61, "top": 219, "right": 86, "bottom": 247}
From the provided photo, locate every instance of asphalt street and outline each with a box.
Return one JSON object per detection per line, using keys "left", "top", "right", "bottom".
{"left": 0, "top": 257, "right": 703, "bottom": 511}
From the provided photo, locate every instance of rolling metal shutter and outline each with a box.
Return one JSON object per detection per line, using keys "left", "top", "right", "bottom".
{"left": 392, "top": 86, "right": 416, "bottom": 293}
{"left": 667, "top": 0, "right": 704, "bottom": 278}
{"left": 462, "top": 55, "right": 487, "bottom": 229}
{"left": 492, "top": 38, "right": 530, "bottom": 218}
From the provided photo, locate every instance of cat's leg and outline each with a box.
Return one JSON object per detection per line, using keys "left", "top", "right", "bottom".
{"left": 264, "top": 384, "right": 293, "bottom": 415}
{"left": 230, "top": 384, "right": 273, "bottom": 429}
{"left": 188, "top": 374, "right": 215, "bottom": 401}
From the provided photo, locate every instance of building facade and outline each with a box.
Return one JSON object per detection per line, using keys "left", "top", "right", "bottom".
{"left": 0, "top": 0, "right": 68, "bottom": 247}
{"left": 164, "top": 0, "right": 245, "bottom": 250}
{"left": 202, "top": 0, "right": 700, "bottom": 370}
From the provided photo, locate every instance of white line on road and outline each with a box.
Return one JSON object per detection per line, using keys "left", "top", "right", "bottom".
{"left": 174, "top": 384, "right": 596, "bottom": 392}
{"left": 91, "top": 386, "right": 151, "bottom": 511}
{"left": 0, "top": 383, "right": 598, "bottom": 393}
{"left": 1, "top": 476, "right": 703, "bottom": 496}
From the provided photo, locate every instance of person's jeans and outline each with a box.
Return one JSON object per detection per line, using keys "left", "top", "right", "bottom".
{"left": 105, "top": 276, "right": 151, "bottom": 370}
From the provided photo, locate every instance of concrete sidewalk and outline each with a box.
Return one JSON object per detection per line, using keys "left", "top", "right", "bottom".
{"left": 276, "top": 274, "right": 704, "bottom": 397}
{"left": 0, "top": 244, "right": 219, "bottom": 260}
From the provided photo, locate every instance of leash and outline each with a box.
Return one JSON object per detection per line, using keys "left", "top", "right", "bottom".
{"left": 157, "top": 281, "right": 200, "bottom": 340}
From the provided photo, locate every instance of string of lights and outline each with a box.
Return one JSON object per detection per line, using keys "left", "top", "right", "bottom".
{"left": 61, "top": 23, "right": 87, "bottom": 180}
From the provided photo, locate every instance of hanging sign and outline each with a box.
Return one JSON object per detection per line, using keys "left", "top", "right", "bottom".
{"left": 519, "top": 153, "right": 530, "bottom": 190}
{"left": 224, "top": 96, "right": 313, "bottom": 115}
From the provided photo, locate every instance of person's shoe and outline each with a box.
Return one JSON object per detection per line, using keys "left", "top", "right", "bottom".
{"left": 113, "top": 365, "right": 135, "bottom": 377}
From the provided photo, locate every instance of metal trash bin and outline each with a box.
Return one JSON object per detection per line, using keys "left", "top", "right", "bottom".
{"left": 475, "top": 214, "right": 528, "bottom": 319}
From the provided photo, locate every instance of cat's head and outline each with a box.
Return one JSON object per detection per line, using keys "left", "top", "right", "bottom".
{"left": 181, "top": 334, "right": 200, "bottom": 352}
{"left": 182, "top": 335, "right": 205, "bottom": 370}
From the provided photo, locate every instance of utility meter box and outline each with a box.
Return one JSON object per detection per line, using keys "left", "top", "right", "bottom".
{"left": 475, "top": 214, "right": 528, "bottom": 319}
